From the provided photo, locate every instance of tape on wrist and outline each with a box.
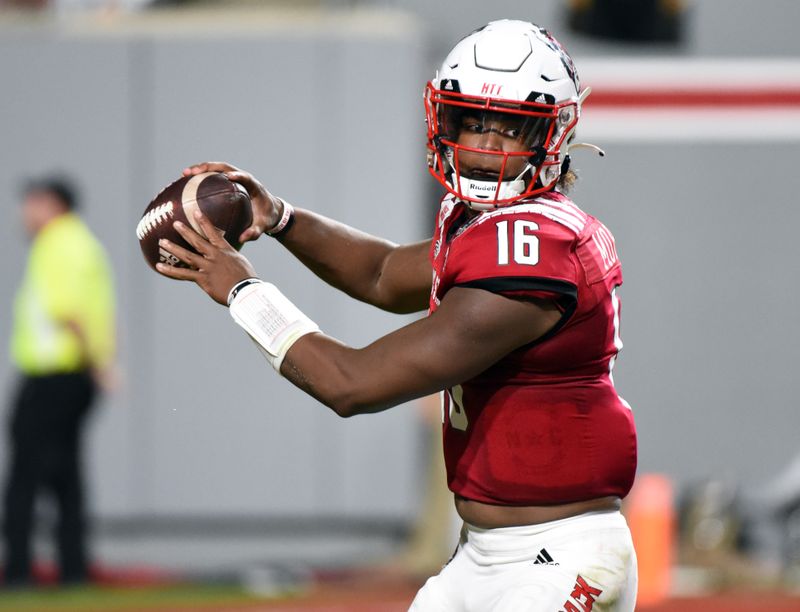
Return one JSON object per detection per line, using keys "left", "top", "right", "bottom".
{"left": 229, "top": 281, "right": 319, "bottom": 373}
{"left": 265, "top": 198, "right": 295, "bottom": 238}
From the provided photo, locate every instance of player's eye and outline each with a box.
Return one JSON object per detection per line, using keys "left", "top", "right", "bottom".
{"left": 462, "top": 119, "right": 484, "bottom": 133}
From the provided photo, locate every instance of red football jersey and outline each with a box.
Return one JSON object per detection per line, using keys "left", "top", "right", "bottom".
{"left": 429, "top": 191, "right": 637, "bottom": 505}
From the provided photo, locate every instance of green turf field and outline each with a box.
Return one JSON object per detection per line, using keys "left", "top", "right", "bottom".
{"left": 2, "top": 582, "right": 799, "bottom": 612}
{"left": 0, "top": 584, "right": 266, "bottom": 611}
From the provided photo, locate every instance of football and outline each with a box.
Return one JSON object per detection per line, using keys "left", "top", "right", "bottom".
{"left": 136, "top": 172, "right": 252, "bottom": 271}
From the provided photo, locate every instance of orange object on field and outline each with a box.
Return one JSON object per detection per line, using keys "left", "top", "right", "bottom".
{"left": 625, "top": 473, "right": 675, "bottom": 607}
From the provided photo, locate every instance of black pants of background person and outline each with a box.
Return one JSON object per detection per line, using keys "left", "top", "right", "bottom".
{"left": 2, "top": 372, "right": 96, "bottom": 586}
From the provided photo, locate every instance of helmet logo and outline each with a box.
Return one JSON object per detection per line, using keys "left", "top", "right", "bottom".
{"left": 536, "top": 26, "right": 579, "bottom": 90}
{"left": 481, "top": 83, "right": 503, "bottom": 96}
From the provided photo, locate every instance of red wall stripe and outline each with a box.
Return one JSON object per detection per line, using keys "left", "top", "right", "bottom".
{"left": 586, "top": 88, "right": 800, "bottom": 108}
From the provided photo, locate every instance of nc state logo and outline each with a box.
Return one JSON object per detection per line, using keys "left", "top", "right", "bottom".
{"left": 433, "top": 239, "right": 441, "bottom": 258}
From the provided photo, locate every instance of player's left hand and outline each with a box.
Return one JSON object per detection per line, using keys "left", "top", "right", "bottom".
{"left": 156, "top": 209, "right": 258, "bottom": 306}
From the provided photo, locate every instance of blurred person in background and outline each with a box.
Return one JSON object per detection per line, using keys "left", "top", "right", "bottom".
{"left": 159, "top": 20, "right": 638, "bottom": 611}
{"left": 0, "top": 0, "right": 49, "bottom": 9}
{"left": 0, "top": 0, "right": 149, "bottom": 12}
{"left": 2, "top": 176, "right": 115, "bottom": 587}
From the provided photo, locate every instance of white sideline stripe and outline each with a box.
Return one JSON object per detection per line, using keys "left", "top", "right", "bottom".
{"left": 581, "top": 108, "right": 800, "bottom": 142}
{"left": 579, "top": 58, "right": 800, "bottom": 88}
{"left": 573, "top": 58, "right": 800, "bottom": 142}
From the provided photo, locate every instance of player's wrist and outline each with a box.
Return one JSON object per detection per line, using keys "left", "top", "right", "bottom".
{"left": 228, "top": 281, "right": 319, "bottom": 373}
{"left": 265, "top": 197, "right": 295, "bottom": 239}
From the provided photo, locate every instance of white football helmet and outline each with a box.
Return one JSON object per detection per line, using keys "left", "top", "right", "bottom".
{"left": 425, "top": 20, "right": 588, "bottom": 210}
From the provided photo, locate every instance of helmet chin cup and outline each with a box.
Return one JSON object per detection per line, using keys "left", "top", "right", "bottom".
{"left": 455, "top": 174, "right": 527, "bottom": 211}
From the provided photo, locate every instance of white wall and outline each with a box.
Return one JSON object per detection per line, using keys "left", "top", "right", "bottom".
{"left": 0, "top": 10, "right": 427, "bottom": 524}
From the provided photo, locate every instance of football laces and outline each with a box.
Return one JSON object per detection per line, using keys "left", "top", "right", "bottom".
{"left": 136, "top": 201, "right": 175, "bottom": 240}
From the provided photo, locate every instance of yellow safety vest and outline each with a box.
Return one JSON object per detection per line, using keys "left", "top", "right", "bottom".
{"left": 10, "top": 213, "right": 115, "bottom": 375}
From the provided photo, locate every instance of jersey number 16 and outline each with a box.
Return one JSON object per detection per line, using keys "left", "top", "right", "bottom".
{"left": 496, "top": 220, "right": 539, "bottom": 266}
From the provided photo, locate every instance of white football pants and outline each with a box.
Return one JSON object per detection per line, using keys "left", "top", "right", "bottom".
{"left": 408, "top": 510, "right": 637, "bottom": 612}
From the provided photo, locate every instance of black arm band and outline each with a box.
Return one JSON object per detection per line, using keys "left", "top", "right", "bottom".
{"left": 265, "top": 198, "right": 296, "bottom": 239}
{"left": 270, "top": 210, "right": 295, "bottom": 240}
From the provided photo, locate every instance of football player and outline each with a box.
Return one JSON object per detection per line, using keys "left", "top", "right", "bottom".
{"left": 158, "top": 20, "right": 638, "bottom": 611}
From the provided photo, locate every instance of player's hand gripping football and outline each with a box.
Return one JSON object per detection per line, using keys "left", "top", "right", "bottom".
{"left": 156, "top": 210, "right": 258, "bottom": 306}
{"left": 183, "top": 162, "right": 282, "bottom": 243}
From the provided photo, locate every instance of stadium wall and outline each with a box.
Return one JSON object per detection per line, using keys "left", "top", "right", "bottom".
{"left": 0, "top": 5, "right": 799, "bottom": 569}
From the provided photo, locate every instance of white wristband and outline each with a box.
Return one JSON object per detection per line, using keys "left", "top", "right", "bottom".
{"left": 229, "top": 281, "right": 320, "bottom": 373}
{"left": 265, "top": 198, "right": 295, "bottom": 237}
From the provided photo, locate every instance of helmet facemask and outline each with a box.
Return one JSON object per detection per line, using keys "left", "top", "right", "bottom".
{"left": 424, "top": 20, "right": 585, "bottom": 210}
{"left": 426, "top": 84, "right": 579, "bottom": 211}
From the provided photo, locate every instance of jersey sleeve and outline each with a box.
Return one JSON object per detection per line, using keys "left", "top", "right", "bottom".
{"left": 445, "top": 209, "right": 579, "bottom": 308}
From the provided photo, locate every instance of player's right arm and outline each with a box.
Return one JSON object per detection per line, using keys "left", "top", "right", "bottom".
{"left": 183, "top": 162, "right": 431, "bottom": 314}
